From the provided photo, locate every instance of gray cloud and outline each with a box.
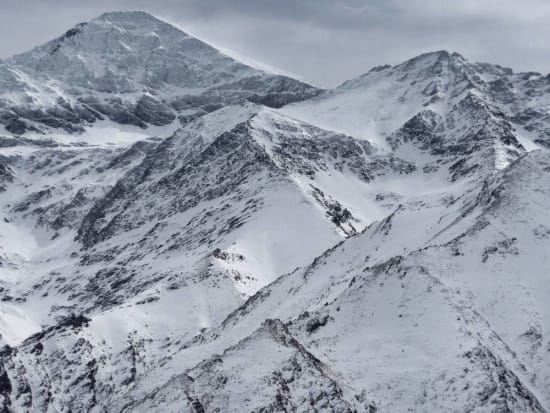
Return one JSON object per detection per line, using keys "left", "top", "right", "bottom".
{"left": 0, "top": 0, "right": 549, "bottom": 86}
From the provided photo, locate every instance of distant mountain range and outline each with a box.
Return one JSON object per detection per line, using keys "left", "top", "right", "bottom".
{"left": 0, "top": 11, "right": 548, "bottom": 413}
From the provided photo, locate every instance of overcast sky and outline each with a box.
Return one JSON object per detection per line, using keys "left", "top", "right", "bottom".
{"left": 0, "top": 0, "right": 549, "bottom": 87}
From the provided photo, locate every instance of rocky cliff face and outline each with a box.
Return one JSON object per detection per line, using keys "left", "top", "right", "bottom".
{"left": 0, "top": 12, "right": 549, "bottom": 413}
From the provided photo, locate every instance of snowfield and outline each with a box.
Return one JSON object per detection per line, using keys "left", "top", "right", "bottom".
{"left": 0, "top": 11, "right": 549, "bottom": 413}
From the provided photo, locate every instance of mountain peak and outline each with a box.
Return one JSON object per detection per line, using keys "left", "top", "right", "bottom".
{"left": 420, "top": 49, "right": 463, "bottom": 59}
{"left": 396, "top": 49, "right": 467, "bottom": 72}
{"left": 91, "top": 10, "right": 182, "bottom": 32}
{"left": 0, "top": 10, "right": 320, "bottom": 133}
{"left": 337, "top": 49, "right": 469, "bottom": 91}
{"left": 7, "top": 11, "right": 238, "bottom": 92}
{"left": 95, "top": 10, "right": 159, "bottom": 21}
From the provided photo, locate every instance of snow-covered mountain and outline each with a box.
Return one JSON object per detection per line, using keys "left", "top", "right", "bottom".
{"left": 0, "top": 12, "right": 549, "bottom": 413}
{"left": 0, "top": 11, "right": 320, "bottom": 135}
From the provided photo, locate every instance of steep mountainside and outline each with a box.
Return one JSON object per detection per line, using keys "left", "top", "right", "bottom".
{"left": 283, "top": 51, "right": 547, "bottom": 173}
{"left": 0, "top": 12, "right": 549, "bottom": 413}
{"left": 0, "top": 11, "right": 320, "bottom": 135}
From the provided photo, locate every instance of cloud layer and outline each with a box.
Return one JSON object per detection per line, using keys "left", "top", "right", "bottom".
{"left": 1, "top": 0, "right": 548, "bottom": 86}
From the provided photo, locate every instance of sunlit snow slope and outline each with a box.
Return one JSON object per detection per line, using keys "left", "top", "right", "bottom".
{"left": 0, "top": 13, "right": 549, "bottom": 413}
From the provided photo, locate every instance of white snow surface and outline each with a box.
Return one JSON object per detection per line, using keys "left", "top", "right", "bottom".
{"left": 0, "top": 14, "right": 549, "bottom": 413}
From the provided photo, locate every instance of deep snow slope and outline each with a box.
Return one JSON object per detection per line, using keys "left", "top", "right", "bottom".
{"left": 0, "top": 13, "right": 549, "bottom": 413}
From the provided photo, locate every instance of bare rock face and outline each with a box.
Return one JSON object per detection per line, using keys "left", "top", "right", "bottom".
{"left": 0, "top": 13, "right": 549, "bottom": 413}
{"left": 0, "top": 161, "right": 14, "bottom": 192}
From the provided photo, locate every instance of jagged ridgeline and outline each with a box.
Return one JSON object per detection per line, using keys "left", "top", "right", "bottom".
{"left": 0, "top": 11, "right": 549, "bottom": 413}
